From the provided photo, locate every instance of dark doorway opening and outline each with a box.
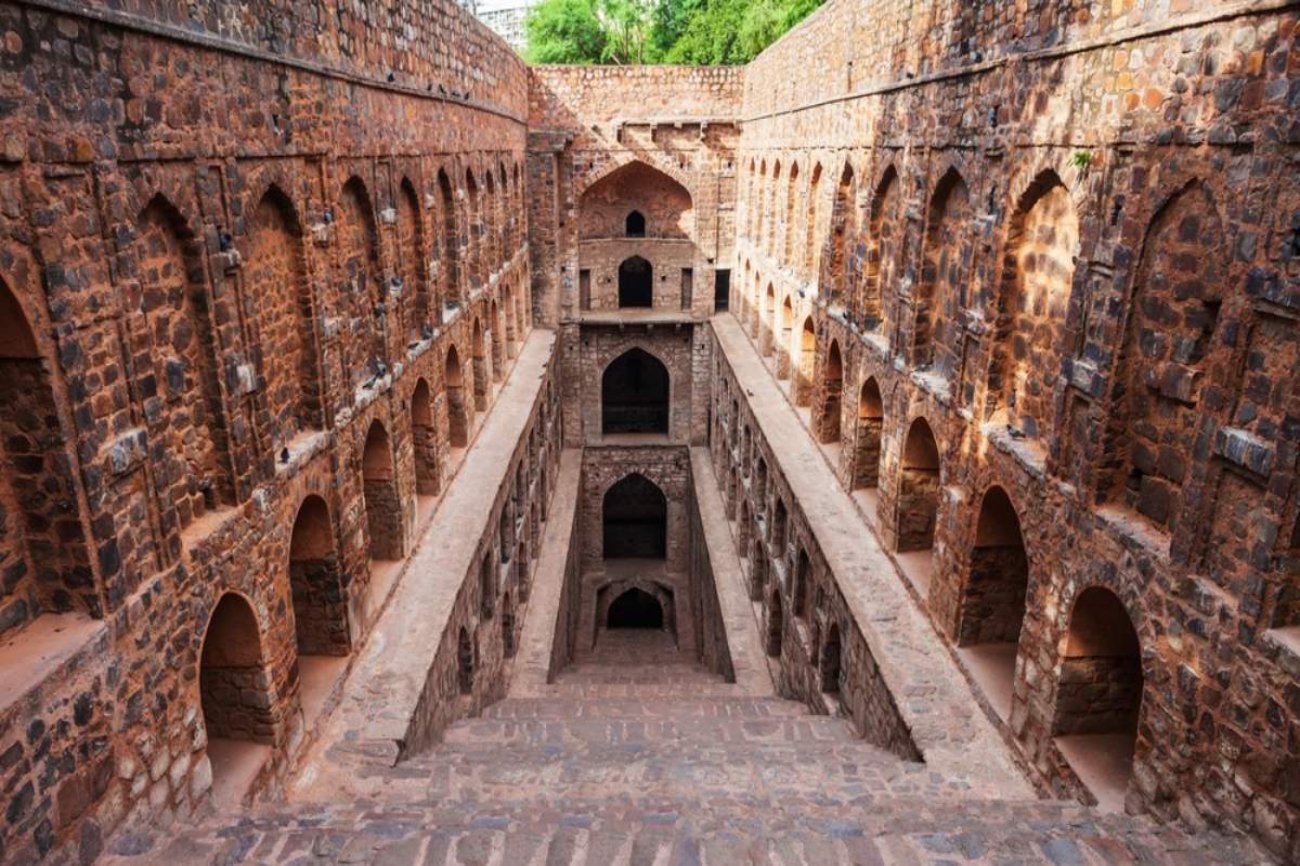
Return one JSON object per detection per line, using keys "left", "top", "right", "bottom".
{"left": 602, "top": 348, "right": 669, "bottom": 435}
{"left": 618, "top": 256, "right": 653, "bottom": 308}
{"left": 603, "top": 473, "right": 667, "bottom": 558}
{"left": 625, "top": 210, "right": 646, "bottom": 237}
{"left": 607, "top": 588, "right": 664, "bottom": 629}
{"left": 714, "top": 268, "right": 730, "bottom": 312}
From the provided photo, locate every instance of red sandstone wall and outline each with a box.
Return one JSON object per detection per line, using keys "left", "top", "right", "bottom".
{"left": 0, "top": 0, "right": 536, "bottom": 862}
{"left": 730, "top": 0, "right": 1299, "bottom": 859}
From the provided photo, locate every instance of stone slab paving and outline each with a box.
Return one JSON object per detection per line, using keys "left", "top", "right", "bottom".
{"left": 711, "top": 315, "right": 1030, "bottom": 794}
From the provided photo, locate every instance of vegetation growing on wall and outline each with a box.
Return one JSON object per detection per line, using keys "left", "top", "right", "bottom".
{"left": 525, "top": 0, "right": 825, "bottom": 65}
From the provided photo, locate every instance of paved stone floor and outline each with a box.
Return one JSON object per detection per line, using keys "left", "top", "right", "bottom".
{"left": 102, "top": 628, "right": 1265, "bottom": 865}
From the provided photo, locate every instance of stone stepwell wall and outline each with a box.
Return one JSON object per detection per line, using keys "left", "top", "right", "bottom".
{"left": 732, "top": 0, "right": 1298, "bottom": 859}
{"left": 0, "top": 0, "right": 534, "bottom": 862}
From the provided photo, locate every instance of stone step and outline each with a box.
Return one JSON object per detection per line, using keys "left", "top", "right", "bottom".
{"left": 440, "top": 713, "right": 861, "bottom": 748}
{"left": 479, "top": 696, "right": 813, "bottom": 720}
{"left": 103, "top": 795, "right": 1266, "bottom": 866}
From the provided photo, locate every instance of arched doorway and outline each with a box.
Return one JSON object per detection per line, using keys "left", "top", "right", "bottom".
{"left": 411, "top": 379, "right": 440, "bottom": 496}
{"left": 817, "top": 340, "right": 843, "bottom": 443}
{"left": 777, "top": 296, "right": 794, "bottom": 379}
{"left": 603, "top": 473, "right": 667, "bottom": 559}
{"left": 362, "top": 421, "right": 403, "bottom": 561}
{"left": 761, "top": 284, "right": 776, "bottom": 356}
{"left": 457, "top": 626, "right": 475, "bottom": 694}
{"left": 853, "top": 378, "right": 884, "bottom": 489}
{"left": 471, "top": 318, "right": 488, "bottom": 410}
{"left": 199, "top": 593, "right": 274, "bottom": 805}
{"left": 955, "top": 486, "right": 1029, "bottom": 720}
{"left": 895, "top": 419, "right": 941, "bottom": 553}
{"left": 1052, "top": 587, "right": 1143, "bottom": 812}
{"left": 795, "top": 318, "right": 816, "bottom": 406}
{"left": 765, "top": 586, "right": 784, "bottom": 657}
{"left": 607, "top": 588, "right": 664, "bottom": 629}
{"left": 618, "top": 256, "right": 653, "bottom": 308}
{"left": 819, "top": 622, "right": 841, "bottom": 694}
{"left": 601, "top": 348, "right": 669, "bottom": 435}
{"left": 446, "top": 345, "right": 470, "bottom": 448}
{"left": 289, "top": 496, "right": 350, "bottom": 656}
{"left": 489, "top": 300, "right": 504, "bottom": 381}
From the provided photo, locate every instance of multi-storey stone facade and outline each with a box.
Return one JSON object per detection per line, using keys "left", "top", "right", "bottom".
{"left": 729, "top": 0, "right": 1299, "bottom": 859}
{"left": 0, "top": 0, "right": 1295, "bottom": 864}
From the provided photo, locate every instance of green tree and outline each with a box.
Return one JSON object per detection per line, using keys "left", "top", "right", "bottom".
{"left": 525, "top": 0, "right": 606, "bottom": 64}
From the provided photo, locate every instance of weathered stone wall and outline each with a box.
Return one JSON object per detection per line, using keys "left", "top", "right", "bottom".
{"left": 0, "top": 0, "right": 534, "bottom": 861}
{"left": 686, "top": 471, "right": 736, "bottom": 682}
{"left": 526, "top": 66, "right": 742, "bottom": 327}
{"left": 707, "top": 362, "right": 921, "bottom": 762}
{"left": 732, "top": 0, "right": 1299, "bottom": 857}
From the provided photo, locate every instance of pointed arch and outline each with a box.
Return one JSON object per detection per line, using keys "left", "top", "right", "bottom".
{"left": 136, "top": 194, "right": 233, "bottom": 527}
{"left": 289, "top": 495, "right": 350, "bottom": 655}
{"left": 862, "top": 166, "right": 899, "bottom": 330}
{"left": 816, "top": 339, "right": 843, "bottom": 444}
{"left": 852, "top": 377, "right": 884, "bottom": 489}
{"left": 915, "top": 168, "right": 972, "bottom": 376}
{"left": 437, "top": 168, "right": 461, "bottom": 308}
{"left": 603, "top": 472, "right": 668, "bottom": 559}
{"left": 602, "top": 347, "right": 669, "bottom": 435}
{"left": 989, "top": 170, "right": 1078, "bottom": 438}
{"left": 795, "top": 317, "right": 817, "bottom": 406}
{"left": 339, "top": 176, "right": 386, "bottom": 380}
{"left": 411, "top": 378, "right": 440, "bottom": 496}
{"left": 895, "top": 418, "right": 941, "bottom": 553}
{"left": 397, "top": 176, "right": 430, "bottom": 338}
{"left": 249, "top": 185, "right": 321, "bottom": 449}
{"left": 445, "top": 344, "right": 470, "bottom": 448}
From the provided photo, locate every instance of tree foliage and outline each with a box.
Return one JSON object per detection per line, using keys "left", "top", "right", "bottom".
{"left": 525, "top": 0, "right": 824, "bottom": 65}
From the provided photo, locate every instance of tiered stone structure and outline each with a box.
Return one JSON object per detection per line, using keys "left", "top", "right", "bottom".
{"left": 0, "top": 0, "right": 1294, "bottom": 864}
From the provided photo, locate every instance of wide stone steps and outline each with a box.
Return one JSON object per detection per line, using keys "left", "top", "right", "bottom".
{"left": 104, "top": 794, "right": 1263, "bottom": 866}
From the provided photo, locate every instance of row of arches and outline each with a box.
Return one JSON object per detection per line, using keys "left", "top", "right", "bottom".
{"left": 196, "top": 368, "right": 557, "bottom": 801}
{"left": 716, "top": 380, "right": 1146, "bottom": 805}
{"left": 742, "top": 169, "right": 1241, "bottom": 538}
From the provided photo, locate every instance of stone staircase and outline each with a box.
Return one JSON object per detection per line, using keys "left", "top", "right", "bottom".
{"left": 102, "top": 630, "right": 1267, "bottom": 865}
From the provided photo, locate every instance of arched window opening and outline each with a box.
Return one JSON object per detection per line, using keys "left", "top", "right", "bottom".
{"left": 795, "top": 318, "right": 817, "bottom": 407}
{"left": 339, "top": 177, "right": 385, "bottom": 380}
{"left": 502, "top": 592, "right": 517, "bottom": 657}
{"left": 601, "top": 348, "right": 669, "bottom": 435}
{"left": 1052, "top": 588, "right": 1143, "bottom": 812}
{"left": 794, "top": 548, "right": 811, "bottom": 619}
{"left": 480, "top": 552, "right": 496, "bottom": 619}
{"left": 817, "top": 340, "right": 843, "bottom": 444}
{"left": 607, "top": 588, "right": 664, "bottom": 629}
{"left": 249, "top": 186, "right": 321, "bottom": 449}
{"left": 819, "top": 623, "right": 841, "bottom": 694}
{"left": 411, "top": 379, "right": 440, "bottom": 496}
{"left": 446, "top": 345, "right": 470, "bottom": 449}
{"left": 397, "top": 177, "right": 429, "bottom": 338}
{"left": 457, "top": 627, "right": 474, "bottom": 694}
{"left": 777, "top": 297, "right": 794, "bottom": 380}
{"left": 465, "top": 169, "right": 484, "bottom": 291}
{"left": 772, "top": 499, "right": 789, "bottom": 553}
{"left": 471, "top": 319, "right": 489, "bottom": 411}
{"left": 361, "top": 421, "right": 403, "bottom": 561}
{"left": 625, "top": 210, "right": 646, "bottom": 237}
{"left": 618, "top": 256, "right": 653, "bottom": 308}
{"left": 138, "top": 196, "right": 232, "bottom": 527}
{"left": 1106, "top": 182, "right": 1224, "bottom": 534}
{"left": 199, "top": 593, "right": 274, "bottom": 804}
{"left": 853, "top": 378, "right": 884, "bottom": 490}
{"left": 289, "top": 495, "right": 350, "bottom": 656}
{"left": 955, "top": 486, "right": 1029, "bottom": 720}
{"left": 896, "top": 419, "right": 941, "bottom": 553}
{"left": 489, "top": 300, "right": 504, "bottom": 382}
{"left": 602, "top": 473, "right": 667, "bottom": 559}
{"left": 915, "top": 170, "right": 971, "bottom": 376}
{"left": 765, "top": 587, "right": 784, "bottom": 657}
{"left": 761, "top": 285, "right": 776, "bottom": 357}
{"left": 437, "top": 169, "right": 461, "bottom": 308}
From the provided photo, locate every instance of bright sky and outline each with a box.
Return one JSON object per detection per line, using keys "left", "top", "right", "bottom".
{"left": 476, "top": 0, "right": 532, "bottom": 13}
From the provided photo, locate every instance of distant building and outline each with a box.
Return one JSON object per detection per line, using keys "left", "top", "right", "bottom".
{"left": 458, "top": 0, "right": 479, "bottom": 14}
{"left": 478, "top": 2, "right": 533, "bottom": 53}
